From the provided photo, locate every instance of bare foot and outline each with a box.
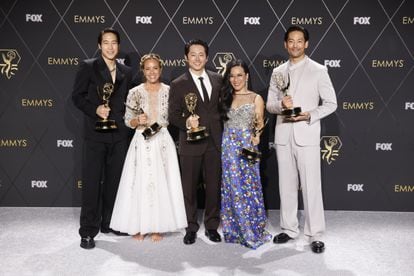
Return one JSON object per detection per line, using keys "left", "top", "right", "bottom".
{"left": 132, "top": 233, "right": 145, "bottom": 241}
{"left": 150, "top": 233, "right": 163, "bottom": 242}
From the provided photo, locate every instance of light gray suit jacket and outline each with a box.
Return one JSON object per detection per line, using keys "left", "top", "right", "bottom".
{"left": 267, "top": 56, "right": 337, "bottom": 146}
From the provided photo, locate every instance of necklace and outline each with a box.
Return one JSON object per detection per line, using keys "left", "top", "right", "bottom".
{"left": 109, "top": 66, "right": 116, "bottom": 73}
{"left": 234, "top": 92, "right": 251, "bottom": 95}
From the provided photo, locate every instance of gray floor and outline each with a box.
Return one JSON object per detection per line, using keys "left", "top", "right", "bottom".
{"left": 0, "top": 208, "right": 413, "bottom": 276}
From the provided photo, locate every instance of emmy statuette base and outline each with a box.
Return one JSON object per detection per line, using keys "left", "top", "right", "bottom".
{"left": 186, "top": 126, "right": 209, "bottom": 141}
{"left": 282, "top": 107, "right": 302, "bottom": 118}
{"left": 241, "top": 147, "right": 262, "bottom": 163}
{"left": 142, "top": 123, "right": 162, "bottom": 140}
{"left": 95, "top": 120, "right": 117, "bottom": 131}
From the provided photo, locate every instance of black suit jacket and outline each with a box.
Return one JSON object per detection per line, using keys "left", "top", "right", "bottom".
{"left": 168, "top": 70, "right": 223, "bottom": 156}
{"left": 72, "top": 56, "right": 133, "bottom": 143}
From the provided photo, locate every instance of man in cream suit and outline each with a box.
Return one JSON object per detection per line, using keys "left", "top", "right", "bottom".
{"left": 266, "top": 25, "right": 337, "bottom": 253}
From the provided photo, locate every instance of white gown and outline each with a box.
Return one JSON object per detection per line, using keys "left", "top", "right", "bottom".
{"left": 110, "top": 83, "right": 187, "bottom": 235}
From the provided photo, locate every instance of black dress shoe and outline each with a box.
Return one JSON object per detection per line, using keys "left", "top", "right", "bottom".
{"left": 273, "top": 233, "right": 292, "bottom": 244}
{"left": 100, "top": 227, "right": 111, "bottom": 234}
{"left": 110, "top": 229, "right": 129, "bottom": 236}
{"left": 101, "top": 227, "right": 129, "bottom": 236}
{"left": 311, "top": 241, "right": 325, "bottom": 253}
{"left": 205, "top": 230, "right": 221, "bottom": 242}
{"left": 80, "top": 236, "right": 95, "bottom": 249}
{"left": 183, "top": 231, "right": 197, "bottom": 245}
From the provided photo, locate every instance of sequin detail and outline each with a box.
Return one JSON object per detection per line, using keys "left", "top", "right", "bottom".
{"left": 221, "top": 104, "right": 272, "bottom": 249}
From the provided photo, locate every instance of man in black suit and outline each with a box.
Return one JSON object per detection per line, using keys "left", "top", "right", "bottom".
{"left": 72, "top": 28, "right": 132, "bottom": 249}
{"left": 168, "top": 39, "right": 223, "bottom": 245}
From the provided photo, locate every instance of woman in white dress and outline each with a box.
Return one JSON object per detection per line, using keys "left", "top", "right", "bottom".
{"left": 110, "top": 53, "right": 187, "bottom": 242}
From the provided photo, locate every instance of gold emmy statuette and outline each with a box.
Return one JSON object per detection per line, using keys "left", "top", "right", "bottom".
{"left": 124, "top": 103, "right": 162, "bottom": 140}
{"left": 273, "top": 72, "right": 301, "bottom": 118}
{"left": 95, "top": 83, "right": 117, "bottom": 130}
{"left": 241, "top": 116, "right": 269, "bottom": 163}
{"left": 185, "top": 93, "right": 209, "bottom": 141}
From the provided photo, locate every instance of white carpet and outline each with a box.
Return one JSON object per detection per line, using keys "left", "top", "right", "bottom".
{"left": 1, "top": 207, "right": 413, "bottom": 276}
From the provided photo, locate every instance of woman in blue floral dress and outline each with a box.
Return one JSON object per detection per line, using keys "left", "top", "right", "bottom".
{"left": 219, "top": 59, "right": 272, "bottom": 249}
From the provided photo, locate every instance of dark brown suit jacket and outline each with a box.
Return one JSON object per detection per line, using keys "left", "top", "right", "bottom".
{"left": 168, "top": 70, "right": 223, "bottom": 155}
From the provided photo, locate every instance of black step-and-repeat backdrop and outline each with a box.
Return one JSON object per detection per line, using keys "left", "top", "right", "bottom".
{"left": 0, "top": 0, "right": 413, "bottom": 211}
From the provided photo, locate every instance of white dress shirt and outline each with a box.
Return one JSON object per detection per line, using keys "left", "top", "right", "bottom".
{"left": 189, "top": 70, "right": 212, "bottom": 101}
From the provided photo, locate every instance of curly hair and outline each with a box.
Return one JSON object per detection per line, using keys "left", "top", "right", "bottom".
{"left": 139, "top": 53, "right": 163, "bottom": 70}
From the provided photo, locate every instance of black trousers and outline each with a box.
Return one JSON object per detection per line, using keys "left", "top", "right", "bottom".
{"left": 179, "top": 140, "right": 221, "bottom": 233}
{"left": 79, "top": 139, "right": 129, "bottom": 238}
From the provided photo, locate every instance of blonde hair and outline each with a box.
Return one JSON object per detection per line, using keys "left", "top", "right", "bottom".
{"left": 140, "top": 53, "right": 163, "bottom": 70}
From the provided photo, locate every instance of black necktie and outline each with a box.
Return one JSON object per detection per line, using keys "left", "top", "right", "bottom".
{"left": 198, "top": 77, "right": 209, "bottom": 103}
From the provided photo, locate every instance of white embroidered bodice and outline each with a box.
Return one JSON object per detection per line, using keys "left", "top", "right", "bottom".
{"left": 124, "top": 83, "right": 170, "bottom": 128}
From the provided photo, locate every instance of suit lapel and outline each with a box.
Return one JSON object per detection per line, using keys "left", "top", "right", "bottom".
{"left": 115, "top": 61, "right": 126, "bottom": 85}
{"left": 95, "top": 57, "right": 126, "bottom": 93}
{"left": 185, "top": 71, "right": 207, "bottom": 110}
{"left": 207, "top": 71, "right": 219, "bottom": 105}
{"left": 288, "top": 57, "right": 308, "bottom": 98}
{"left": 95, "top": 57, "right": 111, "bottom": 84}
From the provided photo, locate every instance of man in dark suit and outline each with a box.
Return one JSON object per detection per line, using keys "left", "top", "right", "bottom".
{"left": 72, "top": 28, "right": 133, "bottom": 249}
{"left": 168, "top": 39, "right": 223, "bottom": 245}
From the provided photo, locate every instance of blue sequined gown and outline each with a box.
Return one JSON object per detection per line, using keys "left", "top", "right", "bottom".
{"left": 220, "top": 103, "right": 272, "bottom": 249}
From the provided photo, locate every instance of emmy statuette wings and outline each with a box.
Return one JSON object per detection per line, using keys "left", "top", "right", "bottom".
{"left": 124, "top": 102, "right": 162, "bottom": 140}
{"left": 184, "top": 92, "right": 209, "bottom": 141}
{"left": 274, "top": 72, "right": 302, "bottom": 118}
{"left": 95, "top": 83, "right": 117, "bottom": 131}
{"left": 241, "top": 116, "right": 269, "bottom": 163}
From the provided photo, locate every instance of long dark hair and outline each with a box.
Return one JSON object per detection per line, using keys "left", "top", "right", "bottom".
{"left": 219, "top": 59, "right": 252, "bottom": 121}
